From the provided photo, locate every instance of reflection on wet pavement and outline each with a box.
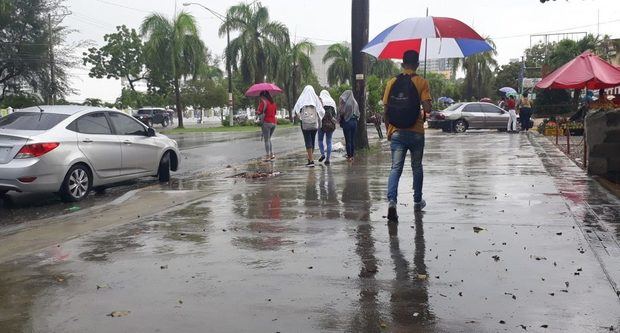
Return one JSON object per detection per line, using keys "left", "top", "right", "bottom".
{"left": 1, "top": 131, "right": 619, "bottom": 332}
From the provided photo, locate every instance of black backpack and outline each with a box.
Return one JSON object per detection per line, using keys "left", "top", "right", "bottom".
{"left": 321, "top": 106, "right": 337, "bottom": 132}
{"left": 386, "top": 74, "right": 421, "bottom": 129}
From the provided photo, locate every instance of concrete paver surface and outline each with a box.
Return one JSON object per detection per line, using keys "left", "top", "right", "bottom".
{"left": 0, "top": 131, "right": 618, "bottom": 333}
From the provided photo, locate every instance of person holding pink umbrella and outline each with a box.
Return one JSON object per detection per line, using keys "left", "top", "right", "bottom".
{"left": 256, "top": 91, "right": 277, "bottom": 161}
{"left": 246, "top": 83, "right": 284, "bottom": 161}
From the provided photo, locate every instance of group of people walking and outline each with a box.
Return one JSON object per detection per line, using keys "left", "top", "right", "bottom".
{"left": 499, "top": 93, "right": 533, "bottom": 133}
{"left": 254, "top": 49, "right": 431, "bottom": 221}
{"left": 255, "top": 87, "right": 360, "bottom": 167}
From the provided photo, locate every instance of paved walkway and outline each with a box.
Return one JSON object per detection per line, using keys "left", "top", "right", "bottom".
{"left": 0, "top": 130, "right": 618, "bottom": 332}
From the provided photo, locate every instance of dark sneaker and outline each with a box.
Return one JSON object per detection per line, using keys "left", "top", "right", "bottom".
{"left": 414, "top": 199, "right": 426, "bottom": 212}
{"left": 324, "top": 160, "right": 330, "bottom": 166}
{"left": 387, "top": 201, "right": 398, "bottom": 221}
{"left": 319, "top": 155, "right": 325, "bottom": 162}
{"left": 306, "top": 161, "right": 315, "bottom": 167}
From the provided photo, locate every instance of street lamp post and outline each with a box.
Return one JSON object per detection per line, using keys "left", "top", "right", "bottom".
{"left": 183, "top": 2, "right": 234, "bottom": 127}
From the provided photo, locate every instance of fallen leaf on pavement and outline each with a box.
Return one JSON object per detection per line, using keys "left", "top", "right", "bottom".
{"left": 473, "top": 226, "right": 485, "bottom": 233}
{"left": 108, "top": 311, "right": 130, "bottom": 317}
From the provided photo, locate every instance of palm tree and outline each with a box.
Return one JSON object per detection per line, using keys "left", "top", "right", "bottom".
{"left": 368, "top": 58, "right": 398, "bottom": 82}
{"left": 323, "top": 43, "right": 352, "bottom": 86}
{"left": 220, "top": 2, "right": 289, "bottom": 84}
{"left": 141, "top": 12, "right": 206, "bottom": 128}
{"left": 454, "top": 37, "right": 497, "bottom": 100}
{"left": 276, "top": 40, "right": 315, "bottom": 120}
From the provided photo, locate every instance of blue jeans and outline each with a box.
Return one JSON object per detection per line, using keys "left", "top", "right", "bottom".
{"left": 318, "top": 129, "right": 333, "bottom": 160}
{"left": 342, "top": 118, "right": 357, "bottom": 157}
{"left": 387, "top": 131, "right": 425, "bottom": 203}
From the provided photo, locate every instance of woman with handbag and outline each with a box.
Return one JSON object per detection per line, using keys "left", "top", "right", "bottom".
{"left": 294, "top": 85, "right": 325, "bottom": 167}
{"left": 256, "top": 91, "right": 278, "bottom": 161}
{"left": 318, "top": 90, "right": 337, "bottom": 165}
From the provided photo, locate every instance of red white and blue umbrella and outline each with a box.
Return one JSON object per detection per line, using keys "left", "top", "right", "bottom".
{"left": 362, "top": 17, "right": 493, "bottom": 60}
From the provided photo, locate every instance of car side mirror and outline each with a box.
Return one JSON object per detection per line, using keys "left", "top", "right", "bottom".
{"left": 147, "top": 128, "right": 156, "bottom": 137}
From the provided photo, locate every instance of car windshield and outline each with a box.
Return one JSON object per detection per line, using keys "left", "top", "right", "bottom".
{"left": 137, "top": 110, "right": 152, "bottom": 115}
{"left": 443, "top": 103, "right": 464, "bottom": 112}
{"left": 0, "top": 112, "right": 69, "bottom": 130}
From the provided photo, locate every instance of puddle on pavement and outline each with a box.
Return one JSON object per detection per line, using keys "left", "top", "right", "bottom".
{"left": 1, "top": 132, "right": 620, "bottom": 332}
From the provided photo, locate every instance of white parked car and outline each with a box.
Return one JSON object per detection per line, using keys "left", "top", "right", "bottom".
{"left": 0, "top": 106, "right": 180, "bottom": 202}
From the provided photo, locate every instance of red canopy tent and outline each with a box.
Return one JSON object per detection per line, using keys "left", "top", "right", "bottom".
{"left": 536, "top": 51, "right": 620, "bottom": 90}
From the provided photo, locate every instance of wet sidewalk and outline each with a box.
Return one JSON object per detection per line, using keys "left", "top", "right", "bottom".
{"left": 0, "top": 131, "right": 619, "bottom": 332}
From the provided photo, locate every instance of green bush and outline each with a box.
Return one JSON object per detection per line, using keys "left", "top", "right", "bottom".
{"left": 277, "top": 118, "right": 291, "bottom": 125}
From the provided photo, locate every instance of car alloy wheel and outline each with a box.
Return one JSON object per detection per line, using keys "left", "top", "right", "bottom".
{"left": 60, "top": 164, "right": 92, "bottom": 202}
{"left": 69, "top": 168, "right": 89, "bottom": 199}
{"left": 454, "top": 120, "right": 467, "bottom": 133}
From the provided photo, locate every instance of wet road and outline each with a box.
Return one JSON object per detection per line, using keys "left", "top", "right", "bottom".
{"left": 0, "top": 126, "right": 339, "bottom": 226}
{"left": 0, "top": 131, "right": 619, "bottom": 332}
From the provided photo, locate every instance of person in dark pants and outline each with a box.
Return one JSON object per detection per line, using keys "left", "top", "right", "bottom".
{"left": 294, "top": 85, "right": 325, "bottom": 167}
{"left": 518, "top": 92, "right": 533, "bottom": 131}
{"left": 338, "top": 90, "right": 359, "bottom": 161}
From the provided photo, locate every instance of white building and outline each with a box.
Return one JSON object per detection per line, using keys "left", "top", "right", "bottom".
{"left": 309, "top": 42, "right": 351, "bottom": 87}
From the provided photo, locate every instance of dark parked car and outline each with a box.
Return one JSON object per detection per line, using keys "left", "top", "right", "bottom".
{"left": 134, "top": 108, "right": 171, "bottom": 127}
{"left": 428, "top": 102, "right": 534, "bottom": 133}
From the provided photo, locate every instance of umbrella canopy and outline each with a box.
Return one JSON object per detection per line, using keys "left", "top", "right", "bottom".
{"left": 245, "top": 83, "right": 283, "bottom": 97}
{"left": 499, "top": 87, "right": 517, "bottom": 95}
{"left": 362, "top": 16, "right": 493, "bottom": 60}
{"left": 536, "top": 51, "right": 620, "bottom": 90}
{"left": 438, "top": 96, "right": 454, "bottom": 104}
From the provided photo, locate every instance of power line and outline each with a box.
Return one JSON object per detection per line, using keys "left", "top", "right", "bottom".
{"left": 93, "top": 0, "right": 152, "bottom": 13}
{"left": 493, "top": 18, "right": 620, "bottom": 40}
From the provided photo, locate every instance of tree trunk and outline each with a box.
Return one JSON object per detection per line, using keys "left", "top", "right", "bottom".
{"left": 352, "top": 0, "right": 369, "bottom": 150}
{"left": 290, "top": 68, "right": 297, "bottom": 122}
{"left": 174, "top": 77, "right": 184, "bottom": 129}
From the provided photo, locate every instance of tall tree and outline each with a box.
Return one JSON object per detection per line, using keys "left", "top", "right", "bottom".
{"left": 368, "top": 58, "right": 398, "bottom": 82}
{"left": 82, "top": 25, "right": 144, "bottom": 91}
{"left": 323, "top": 43, "right": 352, "bottom": 87}
{"left": 494, "top": 61, "right": 521, "bottom": 94}
{"left": 0, "top": 0, "right": 75, "bottom": 103}
{"left": 220, "top": 2, "right": 289, "bottom": 84}
{"left": 141, "top": 11, "right": 206, "bottom": 128}
{"left": 455, "top": 37, "right": 497, "bottom": 100}
{"left": 277, "top": 40, "right": 314, "bottom": 120}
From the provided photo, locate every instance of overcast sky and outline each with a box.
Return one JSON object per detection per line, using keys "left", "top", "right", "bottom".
{"left": 64, "top": 0, "right": 620, "bottom": 102}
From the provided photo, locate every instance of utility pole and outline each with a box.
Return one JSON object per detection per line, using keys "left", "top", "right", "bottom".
{"left": 351, "top": 0, "right": 369, "bottom": 150}
{"left": 48, "top": 14, "right": 56, "bottom": 105}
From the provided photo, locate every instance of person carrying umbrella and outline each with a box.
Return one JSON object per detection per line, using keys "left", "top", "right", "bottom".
{"left": 384, "top": 50, "right": 432, "bottom": 220}
{"left": 256, "top": 91, "right": 278, "bottom": 161}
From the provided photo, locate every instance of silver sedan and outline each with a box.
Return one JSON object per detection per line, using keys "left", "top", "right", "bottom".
{"left": 0, "top": 106, "right": 180, "bottom": 202}
{"left": 428, "top": 102, "right": 526, "bottom": 133}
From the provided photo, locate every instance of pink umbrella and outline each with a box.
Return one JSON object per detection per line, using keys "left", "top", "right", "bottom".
{"left": 245, "top": 83, "right": 283, "bottom": 97}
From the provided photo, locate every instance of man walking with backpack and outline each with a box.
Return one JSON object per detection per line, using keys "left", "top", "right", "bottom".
{"left": 384, "top": 50, "right": 432, "bottom": 221}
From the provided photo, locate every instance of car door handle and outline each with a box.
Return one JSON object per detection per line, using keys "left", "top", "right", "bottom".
{"left": 82, "top": 138, "right": 93, "bottom": 143}
{"left": 123, "top": 140, "right": 132, "bottom": 145}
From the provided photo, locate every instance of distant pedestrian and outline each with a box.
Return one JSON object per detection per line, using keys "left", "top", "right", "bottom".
{"left": 318, "top": 90, "right": 337, "bottom": 165}
{"left": 506, "top": 95, "right": 518, "bottom": 133}
{"left": 518, "top": 92, "right": 533, "bottom": 131}
{"left": 338, "top": 90, "right": 359, "bottom": 161}
{"left": 256, "top": 91, "right": 277, "bottom": 161}
{"left": 498, "top": 97, "right": 506, "bottom": 111}
{"left": 294, "top": 85, "right": 325, "bottom": 167}
{"left": 384, "top": 50, "right": 432, "bottom": 220}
